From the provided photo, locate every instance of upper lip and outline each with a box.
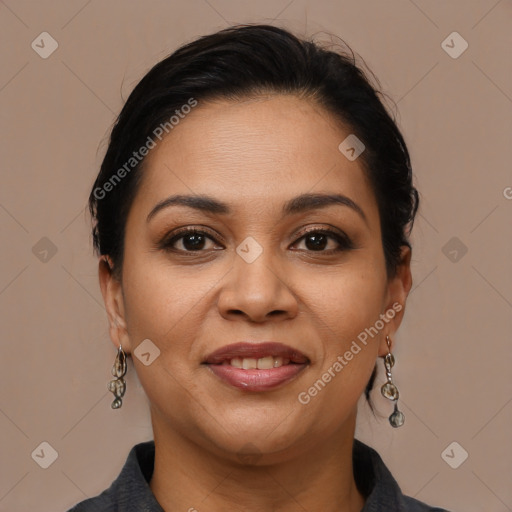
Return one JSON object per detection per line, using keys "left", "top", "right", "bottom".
{"left": 203, "top": 342, "right": 310, "bottom": 364}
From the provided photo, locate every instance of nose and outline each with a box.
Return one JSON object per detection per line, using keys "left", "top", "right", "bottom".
{"left": 217, "top": 248, "right": 299, "bottom": 323}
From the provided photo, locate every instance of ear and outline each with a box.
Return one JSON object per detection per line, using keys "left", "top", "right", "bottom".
{"left": 378, "top": 245, "right": 413, "bottom": 357}
{"left": 98, "top": 255, "right": 132, "bottom": 355}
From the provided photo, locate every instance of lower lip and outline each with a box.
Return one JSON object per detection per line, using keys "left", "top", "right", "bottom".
{"left": 205, "top": 363, "right": 308, "bottom": 391}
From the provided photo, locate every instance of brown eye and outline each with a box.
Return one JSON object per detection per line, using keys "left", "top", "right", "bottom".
{"left": 293, "top": 229, "right": 354, "bottom": 253}
{"left": 159, "top": 227, "right": 353, "bottom": 255}
{"left": 161, "top": 228, "right": 220, "bottom": 252}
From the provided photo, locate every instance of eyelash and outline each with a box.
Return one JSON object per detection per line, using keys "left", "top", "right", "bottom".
{"left": 159, "top": 226, "right": 354, "bottom": 255}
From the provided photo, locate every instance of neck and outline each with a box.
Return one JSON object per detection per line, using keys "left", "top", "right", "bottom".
{"left": 149, "top": 408, "right": 366, "bottom": 512}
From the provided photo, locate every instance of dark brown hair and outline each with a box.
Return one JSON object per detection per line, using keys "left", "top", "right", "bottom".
{"left": 89, "top": 23, "right": 419, "bottom": 410}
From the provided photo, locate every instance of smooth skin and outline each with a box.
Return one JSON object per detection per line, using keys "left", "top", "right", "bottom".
{"left": 99, "top": 94, "right": 412, "bottom": 512}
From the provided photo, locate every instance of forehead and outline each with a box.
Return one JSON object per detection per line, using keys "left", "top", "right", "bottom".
{"left": 132, "top": 94, "right": 377, "bottom": 222}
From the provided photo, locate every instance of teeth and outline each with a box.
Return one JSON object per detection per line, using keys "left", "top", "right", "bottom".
{"left": 257, "top": 356, "right": 274, "bottom": 369}
{"left": 231, "top": 357, "right": 243, "bottom": 368}
{"left": 226, "top": 356, "right": 291, "bottom": 369}
{"left": 242, "top": 358, "right": 257, "bottom": 369}
{"left": 274, "top": 356, "right": 284, "bottom": 368}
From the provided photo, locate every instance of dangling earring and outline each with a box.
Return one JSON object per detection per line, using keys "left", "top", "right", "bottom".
{"left": 108, "top": 344, "right": 127, "bottom": 409}
{"left": 380, "top": 335, "right": 405, "bottom": 428}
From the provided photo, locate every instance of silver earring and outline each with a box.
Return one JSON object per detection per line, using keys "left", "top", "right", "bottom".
{"left": 108, "top": 344, "right": 127, "bottom": 409}
{"left": 380, "top": 335, "right": 405, "bottom": 428}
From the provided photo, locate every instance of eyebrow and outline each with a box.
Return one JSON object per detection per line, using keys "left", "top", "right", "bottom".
{"left": 146, "top": 193, "right": 368, "bottom": 225}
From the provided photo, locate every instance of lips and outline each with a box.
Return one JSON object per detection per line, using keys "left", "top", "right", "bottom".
{"left": 202, "top": 342, "right": 310, "bottom": 392}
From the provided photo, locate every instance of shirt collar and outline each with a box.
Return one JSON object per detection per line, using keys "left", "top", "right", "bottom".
{"left": 69, "top": 438, "right": 427, "bottom": 511}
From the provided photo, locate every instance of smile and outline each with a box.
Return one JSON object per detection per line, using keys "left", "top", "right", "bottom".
{"left": 202, "top": 342, "right": 310, "bottom": 392}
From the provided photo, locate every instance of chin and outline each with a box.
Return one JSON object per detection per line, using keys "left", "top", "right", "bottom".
{"left": 193, "top": 410, "right": 310, "bottom": 461}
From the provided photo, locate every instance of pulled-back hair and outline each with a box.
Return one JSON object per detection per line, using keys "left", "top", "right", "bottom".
{"left": 89, "top": 23, "right": 419, "bottom": 411}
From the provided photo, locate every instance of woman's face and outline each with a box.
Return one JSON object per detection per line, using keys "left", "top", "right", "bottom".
{"left": 100, "top": 94, "right": 411, "bottom": 462}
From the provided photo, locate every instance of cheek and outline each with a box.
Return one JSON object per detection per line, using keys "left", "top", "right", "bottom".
{"left": 120, "top": 260, "right": 212, "bottom": 428}
{"left": 307, "top": 260, "right": 387, "bottom": 340}
{"left": 121, "top": 250, "right": 213, "bottom": 341}
{"left": 120, "top": 253, "right": 223, "bottom": 408}
{"left": 297, "top": 262, "right": 385, "bottom": 411}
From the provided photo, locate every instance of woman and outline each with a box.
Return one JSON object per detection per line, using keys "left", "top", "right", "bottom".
{"left": 67, "top": 23, "right": 451, "bottom": 512}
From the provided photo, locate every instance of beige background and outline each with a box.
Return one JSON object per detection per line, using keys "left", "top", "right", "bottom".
{"left": 1, "top": 1, "right": 511, "bottom": 511}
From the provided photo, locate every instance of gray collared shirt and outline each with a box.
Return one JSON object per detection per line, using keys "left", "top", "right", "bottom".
{"left": 66, "top": 439, "right": 451, "bottom": 511}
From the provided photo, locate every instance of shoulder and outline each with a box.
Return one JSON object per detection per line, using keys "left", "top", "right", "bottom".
{"left": 65, "top": 490, "right": 116, "bottom": 512}
{"left": 402, "top": 494, "right": 453, "bottom": 511}
{"left": 403, "top": 496, "right": 449, "bottom": 512}
{"left": 65, "top": 440, "right": 163, "bottom": 512}
{"left": 353, "top": 438, "right": 452, "bottom": 512}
